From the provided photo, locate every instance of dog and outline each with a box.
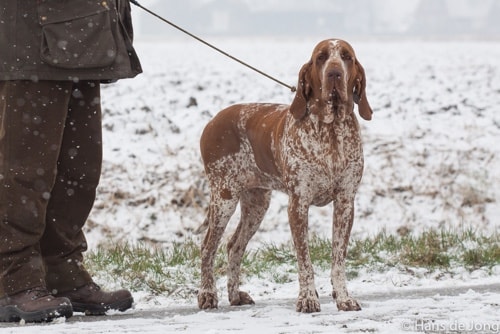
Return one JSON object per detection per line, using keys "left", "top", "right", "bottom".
{"left": 197, "top": 39, "right": 372, "bottom": 313}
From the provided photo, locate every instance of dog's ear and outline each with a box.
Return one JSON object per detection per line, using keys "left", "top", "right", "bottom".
{"left": 290, "top": 61, "right": 312, "bottom": 120}
{"left": 353, "top": 60, "right": 373, "bottom": 121}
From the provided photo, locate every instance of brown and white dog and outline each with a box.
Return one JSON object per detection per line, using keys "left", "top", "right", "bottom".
{"left": 197, "top": 39, "right": 372, "bottom": 313}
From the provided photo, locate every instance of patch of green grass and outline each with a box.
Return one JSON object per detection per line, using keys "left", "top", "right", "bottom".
{"left": 397, "top": 230, "right": 450, "bottom": 268}
{"left": 86, "top": 240, "right": 202, "bottom": 296}
{"left": 85, "top": 229, "right": 499, "bottom": 295}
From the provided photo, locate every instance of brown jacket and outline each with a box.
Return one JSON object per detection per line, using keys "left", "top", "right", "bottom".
{"left": 0, "top": 0, "right": 142, "bottom": 82}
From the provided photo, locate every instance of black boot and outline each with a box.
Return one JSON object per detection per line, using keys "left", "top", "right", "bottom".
{"left": 56, "top": 282, "right": 133, "bottom": 315}
{"left": 0, "top": 287, "right": 73, "bottom": 322}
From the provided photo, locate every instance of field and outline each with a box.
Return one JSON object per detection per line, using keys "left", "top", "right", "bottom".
{"left": 2, "top": 38, "right": 499, "bottom": 333}
{"left": 91, "top": 37, "right": 500, "bottom": 246}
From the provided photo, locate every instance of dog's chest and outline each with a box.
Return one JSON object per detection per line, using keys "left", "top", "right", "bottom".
{"left": 279, "top": 117, "right": 363, "bottom": 199}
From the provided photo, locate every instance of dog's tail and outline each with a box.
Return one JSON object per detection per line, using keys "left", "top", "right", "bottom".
{"left": 194, "top": 218, "right": 209, "bottom": 234}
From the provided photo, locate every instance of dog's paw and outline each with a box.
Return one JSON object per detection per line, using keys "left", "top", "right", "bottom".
{"left": 229, "top": 291, "right": 255, "bottom": 306}
{"left": 198, "top": 291, "right": 218, "bottom": 309}
{"left": 336, "top": 297, "right": 361, "bottom": 311}
{"left": 296, "top": 291, "right": 321, "bottom": 313}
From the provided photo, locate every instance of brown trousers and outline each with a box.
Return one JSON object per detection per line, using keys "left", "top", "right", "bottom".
{"left": 0, "top": 80, "right": 102, "bottom": 297}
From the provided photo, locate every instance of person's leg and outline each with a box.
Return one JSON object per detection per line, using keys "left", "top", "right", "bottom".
{"left": 41, "top": 81, "right": 102, "bottom": 293}
{"left": 0, "top": 80, "right": 74, "bottom": 322}
{"left": 40, "top": 81, "right": 133, "bottom": 315}
{"left": 0, "top": 80, "right": 73, "bottom": 296}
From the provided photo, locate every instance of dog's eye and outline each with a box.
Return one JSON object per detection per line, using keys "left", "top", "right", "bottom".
{"left": 342, "top": 53, "right": 353, "bottom": 61}
{"left": 317, "top": 53, "right": 327, "bottom": 62}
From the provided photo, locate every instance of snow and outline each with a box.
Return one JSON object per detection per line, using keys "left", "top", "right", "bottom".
{"left": 87, "top": 37, "right": 500, "bottom": 247}
{"left": 1, "top": 37, "right": 499, "bottom": 332}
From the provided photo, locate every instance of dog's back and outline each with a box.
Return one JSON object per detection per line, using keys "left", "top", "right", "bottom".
{"left": 200, "top": 103, "right": 289, "bottom": 191}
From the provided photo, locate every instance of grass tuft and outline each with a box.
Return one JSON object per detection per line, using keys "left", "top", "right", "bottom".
{"left": 85, "top": 229, "right": 499, "bottom": 296}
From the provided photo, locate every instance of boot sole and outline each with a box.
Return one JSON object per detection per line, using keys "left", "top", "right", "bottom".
{"left": 0, "top": 304, "right": 73, "bottom": 323}
{"left": 71, "top": 296, "right": 133, "bottom": 316}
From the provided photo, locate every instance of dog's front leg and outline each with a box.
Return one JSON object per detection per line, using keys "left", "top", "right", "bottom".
{"left": 331, "top": 193, "right": 361, "bottom": 311}
{"left": 288, "top": 194, "right": 321, "bottom": 313}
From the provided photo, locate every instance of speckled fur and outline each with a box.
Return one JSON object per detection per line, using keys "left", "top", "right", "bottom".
{"left": 197, "top": 39, "right": 373, "bottom": 313}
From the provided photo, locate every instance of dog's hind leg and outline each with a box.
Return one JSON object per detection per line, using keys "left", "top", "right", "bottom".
{"left": 227, "top": 188, "right": 271, "bottom": 306}
{"left": 198, "top": 190, "right": 239, "bottom": 310}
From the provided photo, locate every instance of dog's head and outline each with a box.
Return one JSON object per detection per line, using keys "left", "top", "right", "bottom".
{"left": 290, "top": 39, "right": 373, "bottom": 123}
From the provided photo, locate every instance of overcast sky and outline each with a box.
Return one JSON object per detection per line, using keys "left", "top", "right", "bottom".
{"left": 131, "top": 0, "right": 499, "bottom": 38}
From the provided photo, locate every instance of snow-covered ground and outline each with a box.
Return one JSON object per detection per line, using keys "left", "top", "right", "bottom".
{"left": 1, "top": 37, "right": 499, "bottom": 333}
{"left": 88, "top": 37, "right": 500, "bottom": 248}
{"left": 83, "top": 39, "right": 500, "bottom": 247}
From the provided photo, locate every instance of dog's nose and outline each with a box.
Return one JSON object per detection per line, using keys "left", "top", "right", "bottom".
{"left": 327, "top": 69, "right": 343, "bottom": 82}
